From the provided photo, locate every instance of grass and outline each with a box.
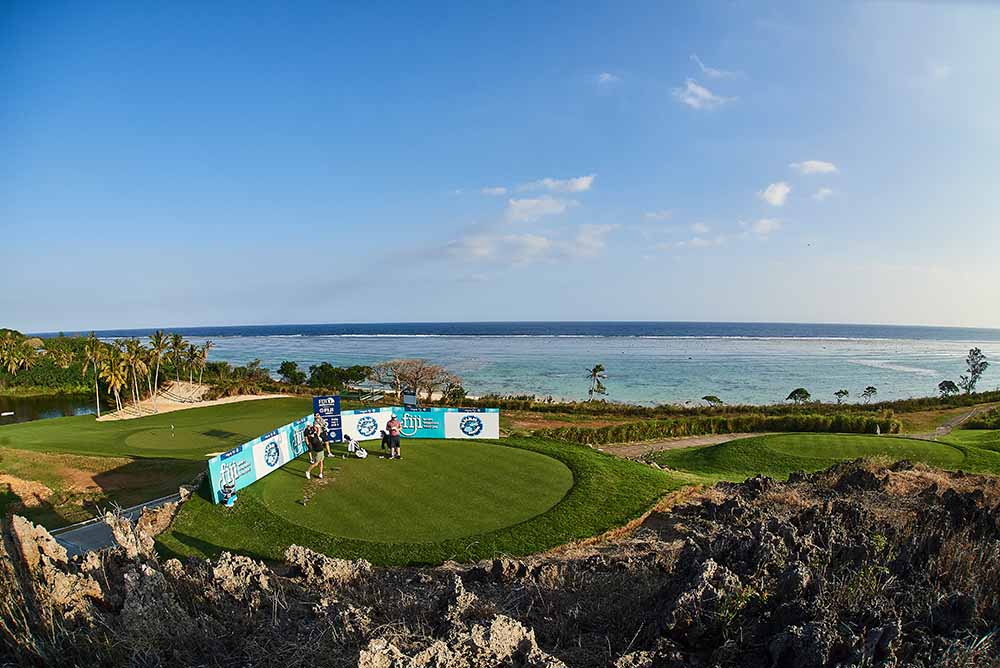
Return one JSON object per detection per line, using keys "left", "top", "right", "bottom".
{"left": 159, "top": 435, "right": 686, "bottom": 565}
{"left": 653, "top": 433, "right": 1000, "bottom": 485}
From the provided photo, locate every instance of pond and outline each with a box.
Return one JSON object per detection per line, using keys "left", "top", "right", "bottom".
{"left": 0, "top": 394, "right": 96, "bottom": 425}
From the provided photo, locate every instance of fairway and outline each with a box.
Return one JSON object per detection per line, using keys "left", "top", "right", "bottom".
{"left": 653, "top": 433, "right": 1000, "bottom": 483}
{"left": 253, "top": 440, "right": 572, "bottom": 542}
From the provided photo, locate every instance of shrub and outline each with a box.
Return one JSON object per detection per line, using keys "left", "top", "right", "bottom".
{"left": 537, "top": 412, "right": 900, "bottom": 446}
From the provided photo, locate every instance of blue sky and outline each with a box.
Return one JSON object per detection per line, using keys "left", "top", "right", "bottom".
{"left": 3, "top": 1, "right": 999, "bottom": 331}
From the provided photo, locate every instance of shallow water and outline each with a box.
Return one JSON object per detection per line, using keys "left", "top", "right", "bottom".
{"left": 0, "top": 394, "right": 96, "bottom": 425}
{"left": 71, "top": 322, "right": 1000, "bottom": 406}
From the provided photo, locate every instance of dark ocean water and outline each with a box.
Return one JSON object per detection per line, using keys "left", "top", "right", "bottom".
{"left": 35, "top": 322, "right": 1000, "bottom": 405}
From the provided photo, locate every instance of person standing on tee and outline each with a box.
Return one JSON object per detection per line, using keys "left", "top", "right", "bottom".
{"left": 304, "top": 416, "right": 331, "bottom": 479}
{"left": 386, "top": 414, "right": 402, "bottom": 460}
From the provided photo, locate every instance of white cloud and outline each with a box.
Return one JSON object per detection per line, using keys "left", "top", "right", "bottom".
{"left": 568, "top": 224, "right": 618, "bottom": 257}
{"left": 691, "top": 222, "right": 710, "bottom": 234}
{"left": 789, "top": 160, "right": 838, "bottom": 175}
{"left": 813, "top": 187, "right": 834, "bottom": 201}
{"left": 644, "top": 210, "right": 673, "bottom": 222}
{"left": 690, "top": 54, "right": 734, "bottom": 78}
{"left": 672, "top": 79, "right": 734, "bottom": 110}
{"left": 505, "top": 196, "right": 577, "bottom": 222}
{"left": 447, "top": 233, "right": 553, "bottom": 265}
{"left": 480, "top": 186, "right": 507, "bottom": 196}
{"left": 741, "top": 218, "right": 782, "bottom": 237}
{"left": 596, "top": 72, "right": 620, "bottom": 84}
{"left": 758, "top": 181, "right": 791, "bottom": 207}
{"left": 519, "top": 174, "right": 596, "bottom": 193}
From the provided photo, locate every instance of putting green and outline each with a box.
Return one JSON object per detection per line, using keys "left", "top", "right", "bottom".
{"left": 247, "top": 440, "right": 574, "bottom": 543}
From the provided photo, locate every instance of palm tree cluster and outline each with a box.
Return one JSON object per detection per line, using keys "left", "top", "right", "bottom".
{"left": 0, "top": 332, "right": 38, "bottom": 376}
{"left": 78, "top": 331, "right": 213, "bottom": 417}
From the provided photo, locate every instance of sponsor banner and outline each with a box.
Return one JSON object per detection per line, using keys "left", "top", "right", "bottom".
{"left": 443, "top": 409, "right": 500, "bottom": 439}
{"left": 312, "top": 395, "right": 343, "bottom": 443}
{"left": 339, "top": 407, "right": 500, "bottom": 441}
{"left": 341, "top": 407, "right": 395, "bottom": 441}
{"left": 207, "top": 415, "right": 311, "bottom": 504}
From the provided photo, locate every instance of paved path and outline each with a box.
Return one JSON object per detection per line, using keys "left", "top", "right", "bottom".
{"left": 907, "top": 404, "right": 998, "bottom": 441}
{"left": 599, "top": 432, "right": 768, "bottom": 459}
{"left": 50, "top": 494, "right": 180, "bottom": 557}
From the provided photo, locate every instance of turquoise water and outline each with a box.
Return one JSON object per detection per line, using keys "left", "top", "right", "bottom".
{"left": 77, "top": 322, "right": 1000, "bottom": 406}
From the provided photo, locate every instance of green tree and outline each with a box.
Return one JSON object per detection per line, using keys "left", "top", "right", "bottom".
{"left": 186, "top": 344, "right": 202, "bottom": 384}
{"left": 148, "top": 330, "right": 169, "bottom": 412}
{"left": 938, "top": 380, "right": 959, "bottom": 398}
{"left": 586, "top": 364, "right": 608, "bottom": 401}
{"left": 278, "top": 361, "right": 307, "bottom": 385}
{"left": 82, "top": 333, "right": 104, "bottom": 418}
{"left": 958, "top": 347, "right": 989, "bottom": 394}
{"left": 701, "top": 395, "right": 723, "bottom": 407}
{"left": 786, "top": 387, "right": 811, "bottom": 404}
{"left": 861, "top": 386, "right": 878, "bottom": 404}
{"left": 198, "top": 341, "right": 214, "bottom": 384}
{"left": 169, "top": 333, "right": 188, "bottom": 382}
{"left": 834, "top": 389, "right": 850, "bottom": 404}
{"left": 100, "top": 346, "right": 129, "bottom": 413}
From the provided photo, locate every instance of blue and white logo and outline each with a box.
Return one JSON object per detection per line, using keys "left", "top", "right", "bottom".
{"left": 264, "top": 441, "right": 280, "bottom": 467}
{"left": 357, "top": 416, "right": 378, "bottom": 438}
{"left": 459, "top": 415, "right": 484, "bottom": 436}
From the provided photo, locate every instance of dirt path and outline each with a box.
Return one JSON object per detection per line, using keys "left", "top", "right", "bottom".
{"left": 599, "top": 432, "right": 767, "bottom": 459}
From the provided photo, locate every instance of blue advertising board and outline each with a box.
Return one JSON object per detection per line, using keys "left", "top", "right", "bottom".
{"left": 206, "top": 415, "right": 310, "bottom": 503}
{"left": 312, "top": 395, "right": 343, "bottom": 443}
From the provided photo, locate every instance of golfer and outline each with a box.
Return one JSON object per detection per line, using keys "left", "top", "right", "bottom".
{"left": 304, "top": 416, "right": 331, "bottom": 479}
{"left": 386, "top": 413, "right": 402, "bottom": 460}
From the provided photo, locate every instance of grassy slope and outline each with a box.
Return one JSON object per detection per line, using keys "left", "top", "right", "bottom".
{"left": 654, "top": 433, "right": 1000, "bottom": 484}
{"left": 159, "top": 436, "right": 687, "bottom": 566}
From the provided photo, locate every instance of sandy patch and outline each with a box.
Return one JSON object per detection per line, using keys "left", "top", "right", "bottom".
{"left": 98, "top": 382, "right": 292, "bottom": 422}
{"left": 0, "top": 474, "right": 53, "bottom": 508}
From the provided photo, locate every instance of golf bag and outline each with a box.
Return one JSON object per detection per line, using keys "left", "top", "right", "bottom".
{"left": 346, "top": 435, "right": 369, "bottom": 459}
{"left": 379, "top": 430, "right": 388, "bottom": 450}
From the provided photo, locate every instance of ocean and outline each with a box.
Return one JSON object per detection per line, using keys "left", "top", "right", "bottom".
{"left": 58, "top": 322, "right": 1000, "bottom": 406}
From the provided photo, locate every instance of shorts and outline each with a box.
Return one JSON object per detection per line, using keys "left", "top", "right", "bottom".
{"left": 309, "top": 450, "right": 326, "bottom": 464}
{"left": 387, "top": 434, "right": 401, "bottom": 448}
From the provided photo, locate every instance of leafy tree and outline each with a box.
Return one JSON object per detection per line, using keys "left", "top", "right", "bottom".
{"left": 198, "top": 341, "right": 214, "bottom": 384}
{"left": 100, "top": 346, "right": 129, "bottom": 413}
{"left": 861, "top": 386, "right": 878, "bottom": 404}
{"left": 587, "top": 364, "right": 608, "bottom": 400}
{"left": 958, "top": 347, "right": 989, "bottom": 394}
{"left": 701, "top": 395, "right": 723, "bottom": 407}
{"left": 938, "top": 380, "right": 960, "bottom": 398}
{"left": 309, "top": 363, "right": 372, "bottom": 389}
{"left": 368, "top": 359, "right": 457, "bottom": 401}
{"left": 443, "top": 381, "right": 467, "bottom": 404}
{"left": 148, "top": 330, "right": 169, "bottom": 412}
{"left": 834, "top": 389, "right": 850, "bottom": 404}
{"left": 786, "top": 388, "right": 811, "bottom": 404}
{"left": 278, "top": 361, "right": 307, "bottom": 385}
{"left": 186, "top": 344, "right": 203, "bottom": 384}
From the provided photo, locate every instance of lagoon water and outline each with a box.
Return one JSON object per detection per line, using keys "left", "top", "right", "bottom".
{"left": 77, "top": 322, "right": 1000, "bottom": 406}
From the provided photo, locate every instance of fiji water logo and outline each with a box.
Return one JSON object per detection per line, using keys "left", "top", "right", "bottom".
{"left": 459, "top": 415, "right": 484, "bottom": 437}
{"left": 357, "top": 416, "right": 378, "bottom": 438}
{"left": 264, "top": 440, "right": 281, "bottom": 467}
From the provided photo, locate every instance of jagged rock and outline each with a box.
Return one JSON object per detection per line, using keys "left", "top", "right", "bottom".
{"left": 9, "top": 515, "right": 67, "bottom": 571}
{"left": 210, "top": 551, "right": 271, "bottom": 610}
{"left": 777, "top": 563, "right": 812, "bottom": 600}
{"left": 931, "top": 592, "right": 977, "bottom": 633}
{"left": 437, "top": 574, "right": 478, "bottom": 630}
{"left": 119, "top": 563, "right": 195, "bottom": 646}
{"left": 284, "top": 544, "right": 372, "bottom": 586}
{"left": 358, "top": 639, "right": 408, "bottom": 668}
{"left": 862, "top": 620, "right": 900, "bottom": 661}
{"left": 665, "top": 558, "right": 743, "bottom": 642}
{"left": 135, "top": 501, "right": 179, "bottom": 538}
{"left": 105, "top": 512, "right": 154, "bottom": 559}
{"left": 767, "top": 622, "right": 839, "bottom": 668}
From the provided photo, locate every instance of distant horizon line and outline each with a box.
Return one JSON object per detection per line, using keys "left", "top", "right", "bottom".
{"left": 25, "top": 319, "right": 1000, "bottom": 337}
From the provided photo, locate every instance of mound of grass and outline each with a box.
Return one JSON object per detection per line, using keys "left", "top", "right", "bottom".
{"left": 653, "top": 433, "right": 1000, "bottom": 484}
{"left": 158, "top": 436, "right": 687, "bottom": 566}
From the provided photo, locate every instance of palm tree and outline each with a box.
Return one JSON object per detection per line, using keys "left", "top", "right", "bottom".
{"left": 148, "top": 330, "right": 169, "bottom": 412}
{"left": 586, "top": 364, "right": 608, "bottom": 400}
{"left": 123, "top": 339, "right": 144, "bottom": 408}
{"left": 82, "top": 333, "right": 104, "bottom": 418}
{"left": 198, "top": 340, "right": 214, "bottom": 384}
{"left": 100, "top": 347, "right": 129, "bottom": 413}
{"left": 169, "top": 333, "right": 188, "bottom": 382}
{"left": 186, "top": 344, "right": 201, "bottom": 384}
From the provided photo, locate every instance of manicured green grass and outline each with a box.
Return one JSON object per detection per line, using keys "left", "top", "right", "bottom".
{"left": 158, "top": 436, "right": 687, "bottom": 566}
{"left": 942, "top": 429, "right": 1000, "bottom": 454}
{"left": 653, "top": 433, "right": 1000, "bottom": 484}
{"left": 0, "top": 398, "right": 313, "bottom": 460}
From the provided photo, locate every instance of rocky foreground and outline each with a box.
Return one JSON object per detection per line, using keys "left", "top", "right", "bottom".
{"left": 2, "top": 459, "right": 999, "bottom": 667}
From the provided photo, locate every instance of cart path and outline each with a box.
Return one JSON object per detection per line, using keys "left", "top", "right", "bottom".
{"left": 909, "top": 403, "right": 998, "bottom": 441}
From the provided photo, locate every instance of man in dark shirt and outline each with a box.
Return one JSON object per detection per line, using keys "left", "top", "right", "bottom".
{"left": 304, "top": 415, "right": 331, "bottom": 480}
